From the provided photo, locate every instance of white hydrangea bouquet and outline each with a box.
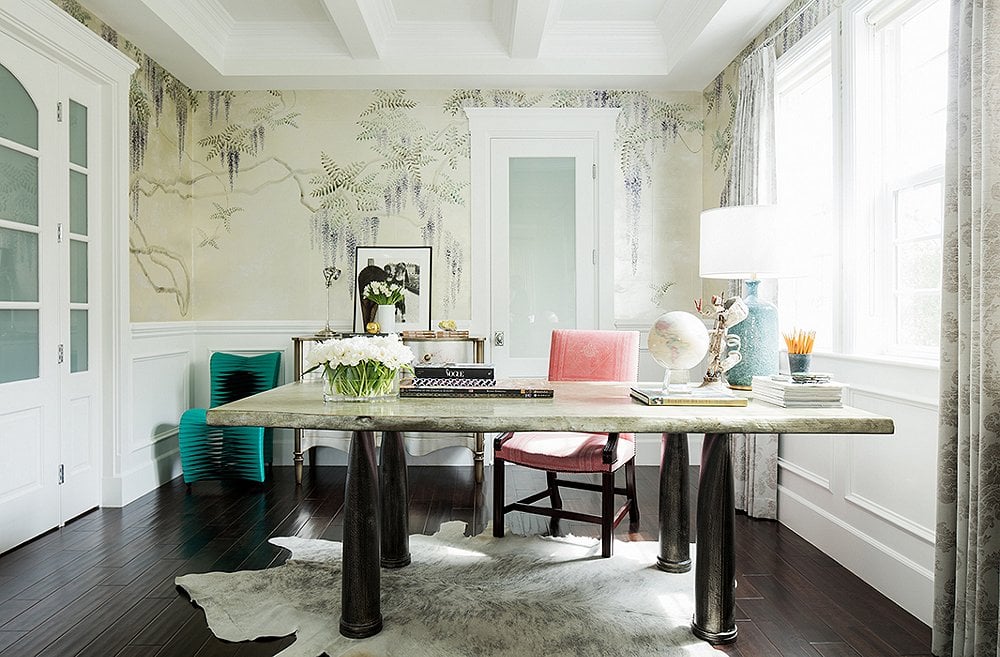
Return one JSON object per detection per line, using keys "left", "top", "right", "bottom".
{"left": 363, "top": 280, "right": 404, "bottom": 305}
{"left": 306, "top": 334, "right": 414, "bottom": 401}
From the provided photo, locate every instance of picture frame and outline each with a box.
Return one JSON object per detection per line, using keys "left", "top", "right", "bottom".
{"left": 354, "top": 245, "right": 432, "bottom": 332}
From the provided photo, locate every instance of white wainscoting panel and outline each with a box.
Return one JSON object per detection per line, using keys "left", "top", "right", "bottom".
{"left": 778, "top": 435, "right": 834, "bottom": 490}
{"left": 845, "top": 388, "right": 937, "bottom": 536}
{"left": 775, "top": 353, "right": 938, "bottom": 626}
{"left": 131, "top": 351, "right": 190, "bottom": 451}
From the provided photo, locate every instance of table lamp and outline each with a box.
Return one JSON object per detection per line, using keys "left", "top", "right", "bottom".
{"left": 699, "top": 205, "right": 787, "bottom": 389}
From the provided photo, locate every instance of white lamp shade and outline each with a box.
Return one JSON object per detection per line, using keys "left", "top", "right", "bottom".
{"left": 699, "top": 205, "right": 789, "bottom": 280}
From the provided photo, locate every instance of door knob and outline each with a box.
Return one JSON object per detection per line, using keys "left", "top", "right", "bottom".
{"left": 494, "top": 331, "right": 505, "bottom": 347}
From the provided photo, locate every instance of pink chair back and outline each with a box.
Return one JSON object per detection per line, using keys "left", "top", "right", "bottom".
{"left": 547, "top": 329, "right": 639, "bottom": 383}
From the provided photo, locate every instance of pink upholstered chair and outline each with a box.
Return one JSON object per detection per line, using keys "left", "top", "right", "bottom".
{"left": 492, "top": 329, "right": 641, "bottom": 557}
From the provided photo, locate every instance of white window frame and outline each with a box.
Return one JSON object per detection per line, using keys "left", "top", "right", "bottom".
{"left": 774, "top": 0, "right": 947, "bottom": 364}
{"left": 775, "top": 16, "right": 840, "bottom": 353}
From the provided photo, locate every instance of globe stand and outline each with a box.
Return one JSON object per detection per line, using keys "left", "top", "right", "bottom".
{"left": 662, "top": 368, "right": 693, "bottom": 394}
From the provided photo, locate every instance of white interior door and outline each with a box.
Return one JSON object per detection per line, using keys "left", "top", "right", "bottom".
{"left": 0, "top": 34, "right": 62, "bottom": 551}
{"left": 0, "top": 34, "right": 103, "bottom": 552}
{"left": 58, "top": 67, "right": 101, "bottom": 522}
{"left": 490, "top": 138, "right": 597, "bottom": 377}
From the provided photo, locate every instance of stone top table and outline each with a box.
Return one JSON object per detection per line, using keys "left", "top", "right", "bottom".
{"left": 207, "top": 379, "right": 893, "bottom": 644}
{"left": 208, "top": 379, "right": 892, "bottom": 435}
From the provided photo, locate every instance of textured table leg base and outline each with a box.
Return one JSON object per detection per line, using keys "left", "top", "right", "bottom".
{"left": 691, "top": 620, "right": 738, "bottom": 644}
{"left": 656, "top": 557, "right": 692, "bottom": 573}
{"left": 340, "top": 615, "right": 383, "bottom": 639}
{"left": 380, "top": 554, "right": 411, "bottom": 568}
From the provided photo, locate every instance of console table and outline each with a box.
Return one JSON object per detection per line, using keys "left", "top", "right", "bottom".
{"left": 207, "top": 380, "right": 893, "bottom": 645}
{"left": 291, "top": 334, "right": 487, "bottom": 483}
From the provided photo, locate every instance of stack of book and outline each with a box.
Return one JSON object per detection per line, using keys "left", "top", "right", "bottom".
{"left": 400, "top": 363, "right": 553, "bottom": 398}
{"left": 751, "top": 375, "right": 844, "bottom": 408}
{"left": 411, "top": 363, "right": 497, "bottom": 388}
{"left": 630, "top": 384, "right": 748, "bottom": 406}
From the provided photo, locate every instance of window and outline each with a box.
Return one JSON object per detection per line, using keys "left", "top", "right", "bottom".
{"left": 775, "top": 27, "right": 837, "bottom": 353}
{"left": 774, "top": 0, "right": 948, "bottom": 360}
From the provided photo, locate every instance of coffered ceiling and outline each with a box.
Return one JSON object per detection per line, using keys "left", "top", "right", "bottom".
{"left": 80, "top": 0, "right": 790, "bottom": 90}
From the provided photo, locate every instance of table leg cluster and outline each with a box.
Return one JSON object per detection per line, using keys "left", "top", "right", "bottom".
{"left": 338, "top": 429, "right": 740, "bottom": 645}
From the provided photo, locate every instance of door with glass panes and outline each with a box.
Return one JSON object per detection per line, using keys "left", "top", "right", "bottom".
{"left": 0, "top": 33, "right": 101, "bottom": 552}
{"left": 489, "top": 138, "right": 597, "bottom": 377}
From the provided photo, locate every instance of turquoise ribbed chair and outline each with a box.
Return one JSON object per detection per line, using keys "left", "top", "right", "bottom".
{"left": 178, "top": 351, "right": 281, "bottom": 486}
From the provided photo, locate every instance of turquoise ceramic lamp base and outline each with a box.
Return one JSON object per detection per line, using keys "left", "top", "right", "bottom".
{"left": 725, "top": 279, "right": 779, "bottom": 389}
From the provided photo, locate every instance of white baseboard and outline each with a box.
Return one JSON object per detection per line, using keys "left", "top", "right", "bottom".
{"left": 778, "top": 484, "right": 932, "bottom": 625}
{"left": 103, "top": 446, "right": 182, "bottom": 508}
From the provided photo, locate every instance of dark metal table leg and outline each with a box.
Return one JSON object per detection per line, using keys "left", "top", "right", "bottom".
{"left": 339, "top": 430, "right": 383, "bottom": 638}
{"left": 657, "top": 432, "right": 691, "bottom": 573}
{"left": 380, "top": 431, "right": 411, "bottom": 568}
{"left": 294, "top": 429, "right": 304, "bottom": 485}
{"left": 474, "top": 432, "right": 485, "bottom": 483}
{"left": 691, "top": 432, "right": 737, "bottom": 644}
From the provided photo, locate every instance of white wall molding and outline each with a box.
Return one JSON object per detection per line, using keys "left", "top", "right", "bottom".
{"left": 777, "top": 457, "right": 832, "bottom": 491}
{"left": 779, "top": 484, "right": 933, "bottom": 622}
{"left": 847, "top": 385, "right": 938, "bottom": 412}
{"left": 131, "top": 322, "right": 198, "bottom": 339}
{"left": 844, "top": 492, "right": 935, "bottom": 544}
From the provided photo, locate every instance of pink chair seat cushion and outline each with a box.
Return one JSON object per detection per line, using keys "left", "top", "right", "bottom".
{"left": 496, "top": 431, "right": 635, "bottom": 473}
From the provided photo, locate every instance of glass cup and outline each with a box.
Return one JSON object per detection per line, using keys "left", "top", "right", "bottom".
{"left": 787, "top": 353, "right": 812, "bottom": 374}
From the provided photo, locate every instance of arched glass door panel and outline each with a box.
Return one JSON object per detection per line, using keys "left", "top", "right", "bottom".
{"left": 0, "top": 62, "right": 40, "bottom": 384}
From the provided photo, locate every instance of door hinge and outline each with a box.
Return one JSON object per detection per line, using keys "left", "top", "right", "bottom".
{"left": 58, "top": 464, "right": 65, "bottom": 485}
{"left": 592, "top": 163, "right": 597, "bottom": 180}
{"left": 57, "top": 223, "right": 63, "bottom": 243}
{"left": 592, "top": 249, "right": 597, "bottom": 265}
{"left": 57, "top": 102, "right": 63, "bottom": 122}
{"left": 57, "top": 343, "right": 64, "bottom": 364}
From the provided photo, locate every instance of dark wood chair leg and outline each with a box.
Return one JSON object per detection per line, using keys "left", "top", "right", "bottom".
{"left": 625, "top": 460, "right": 639, "bottom": 529}
{"left": 493, "top": 456, "right": 505, "bottom": 538}
{"left": 546, "top": 470, "right": 564, "bottom": 536}
{"left": 546, "top": 471, "right": 563, "bottom": 509}
{"left": 601, "top": 471, "right": 614, "bottom": 558}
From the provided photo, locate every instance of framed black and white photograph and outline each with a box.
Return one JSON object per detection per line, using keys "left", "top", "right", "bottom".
{"left": 354, "top": 245, "right": 432, "bottom": 332}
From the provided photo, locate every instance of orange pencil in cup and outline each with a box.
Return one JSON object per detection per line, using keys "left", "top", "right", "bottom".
{"left": 783, "top": 328, "right": 814, "bottom": 374}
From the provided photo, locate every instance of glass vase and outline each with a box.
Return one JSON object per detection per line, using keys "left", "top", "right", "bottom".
{"left": 323, "top": 362, "right": 400, "bottom": 402}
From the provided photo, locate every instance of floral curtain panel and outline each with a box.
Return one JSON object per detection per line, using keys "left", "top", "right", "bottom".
{"left": 933, "top": 1, "right": 1000, "bottom": 655}
{"left": 724, "top": 46, "right": 779, "bottom": 520}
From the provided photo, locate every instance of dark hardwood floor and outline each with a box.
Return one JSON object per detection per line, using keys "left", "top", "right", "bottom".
{"left": 0, "top": 465, "right": 932, "bottom": 657}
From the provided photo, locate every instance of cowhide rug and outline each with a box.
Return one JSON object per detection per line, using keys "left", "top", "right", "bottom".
{"left": 175, "top": 522, "right": 718, "bottom": 657}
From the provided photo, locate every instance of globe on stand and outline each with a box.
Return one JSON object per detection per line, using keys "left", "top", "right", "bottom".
{"left": 647, "top": 311, "right": 711, "bottom": 394}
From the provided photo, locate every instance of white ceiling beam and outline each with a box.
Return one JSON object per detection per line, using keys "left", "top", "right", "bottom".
{"left": 654, "top": 0, "right": 727, "bottom": 71}
{"left": 319, "top": 0, "right": 386, "bottom": 59}
{"left": 508, "top": 0, "right": 557, "bottom": 59}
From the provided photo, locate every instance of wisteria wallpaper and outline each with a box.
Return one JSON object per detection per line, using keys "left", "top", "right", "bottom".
{"left": 51, "top": 0, "right": 708, "bottom": 326}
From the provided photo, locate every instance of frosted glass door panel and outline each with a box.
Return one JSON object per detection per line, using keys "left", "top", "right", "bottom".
{"left": 0, "top": 309, "right": 39, "bottom": 383}
{"left": 69, "top": 171, "right": 87, "bottom": 235}
{"left": 0, "top": 64, "right": 38, "bottom": 149}
{"left": 70, "top": 309, "right": 87, "bottom": 372}
{"left": 69, "top": 100, "right": 87, "bottom": 167}
{"left": 70, "top": 239, "right": 87, "bottom": 303}
{"left": 0, "top": 227, "right": 38, "bottom": 302}
{"left": 0, "top": 145, "right": 39, "bottom": 226}
{"left": 508, "top": 157, "right": 577, "bottom": 359}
